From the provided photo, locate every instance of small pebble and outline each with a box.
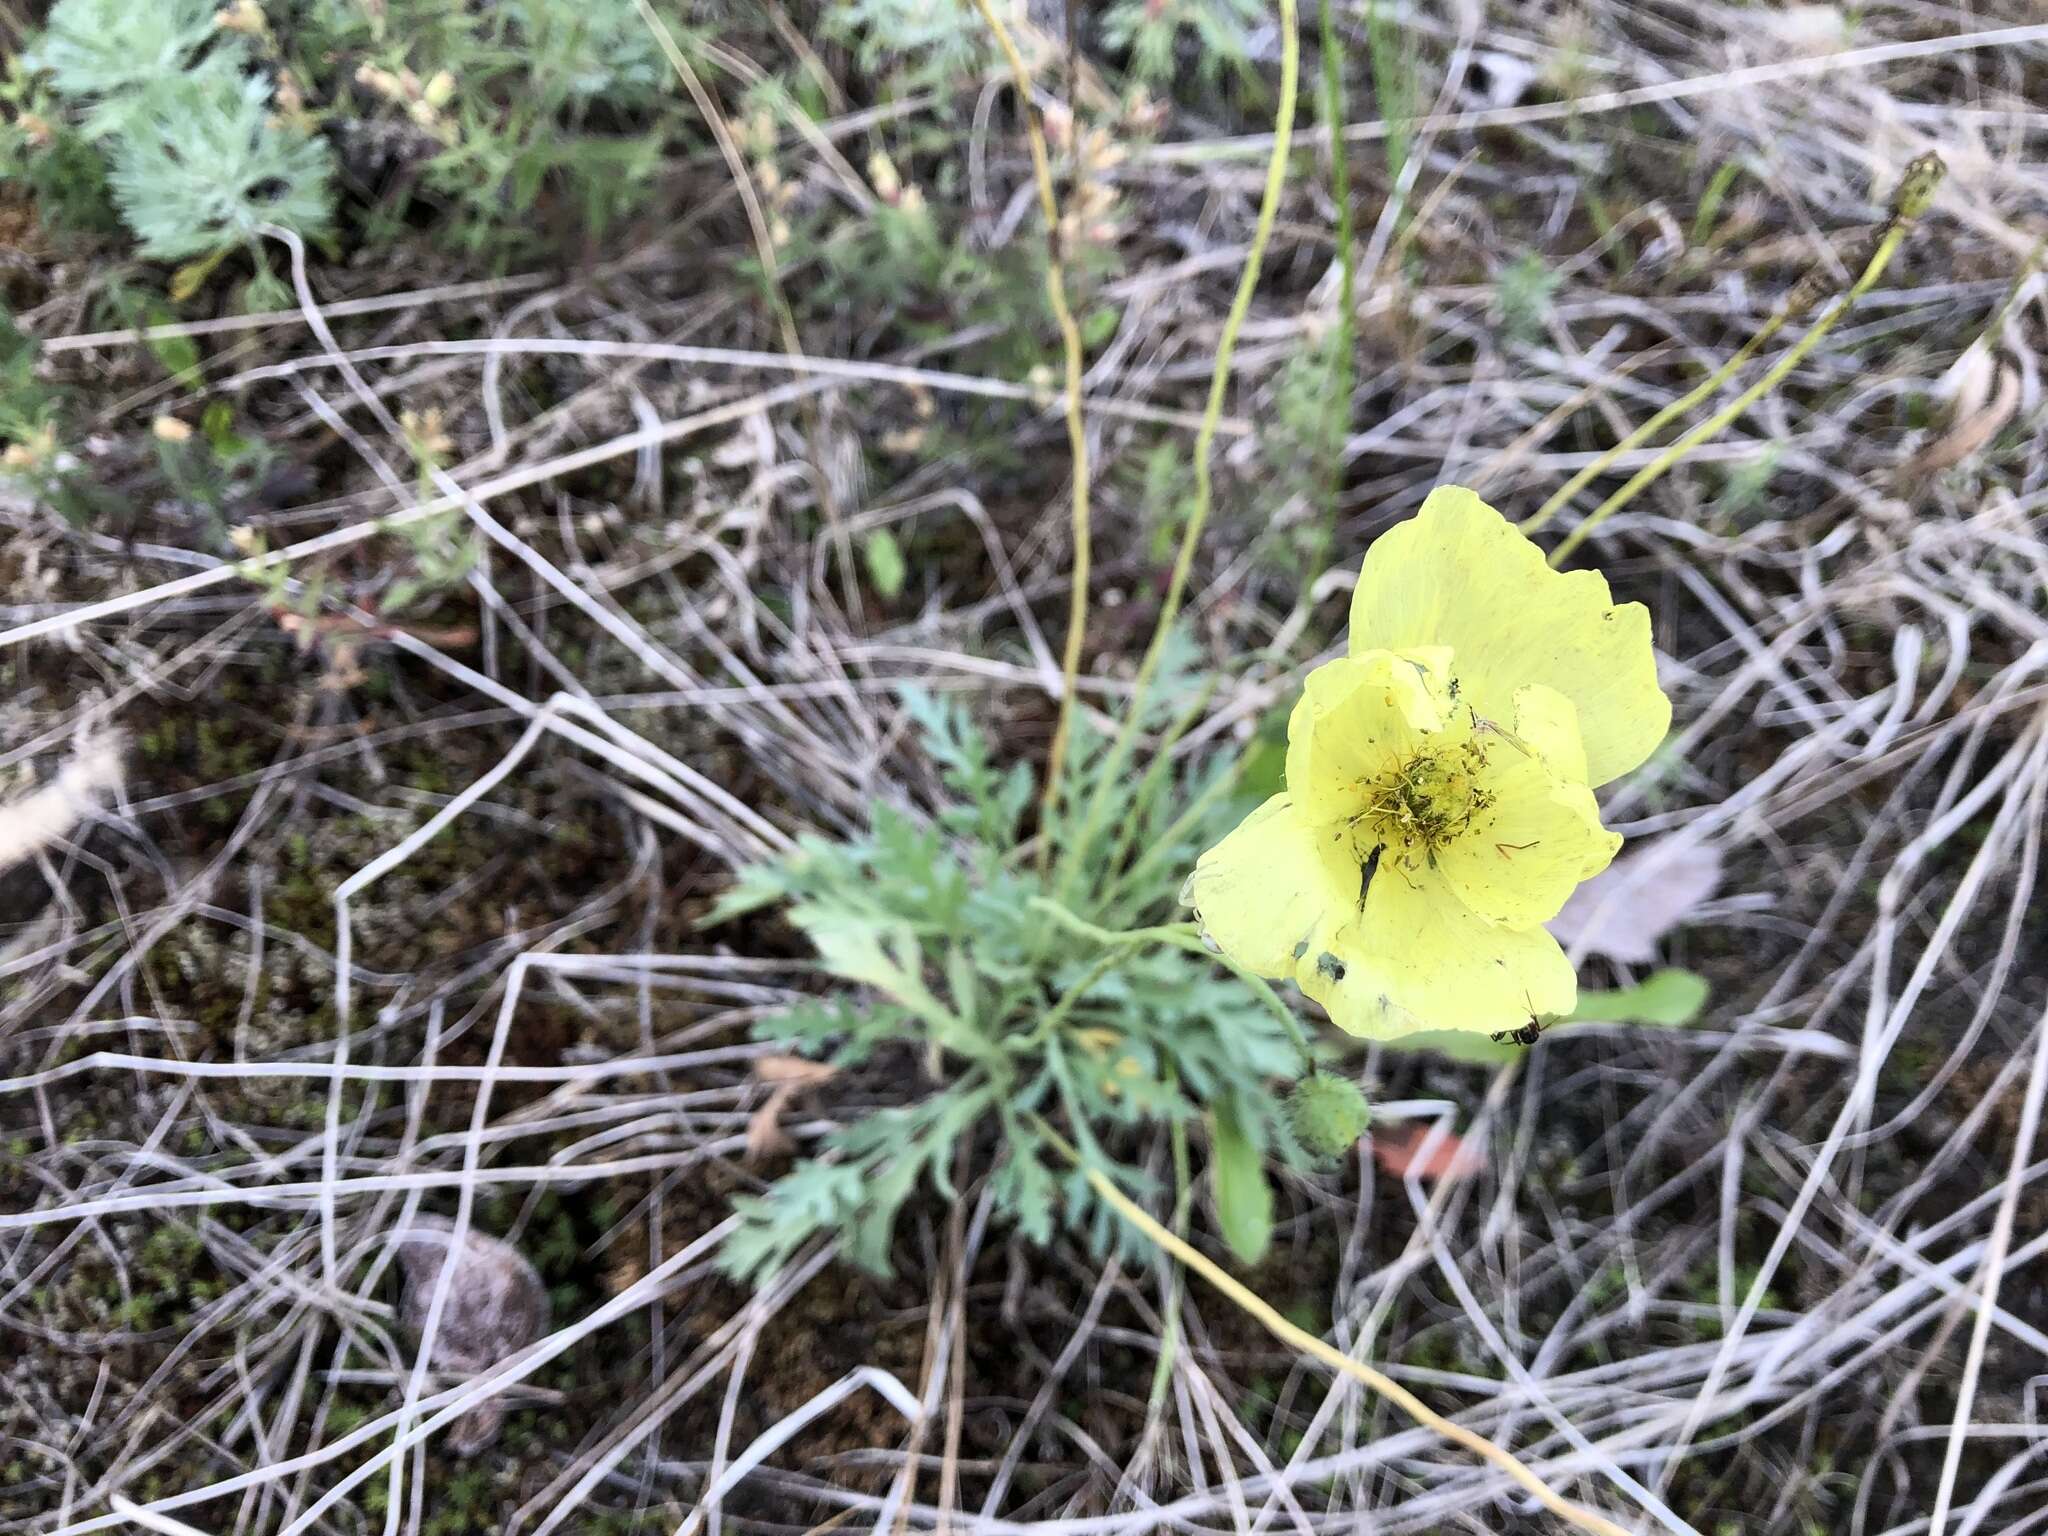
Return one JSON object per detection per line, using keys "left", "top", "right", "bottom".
{"left": 392, "top": 1217, "right": 547, "bottom": 1455}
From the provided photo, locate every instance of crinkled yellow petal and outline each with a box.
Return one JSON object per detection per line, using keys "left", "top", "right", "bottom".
{"left": 1299, "top": 868, "right": 1577, "bottom": 1040}
{"left": 1347, "top": 485, "right": 1670, "bottom": 787}
{"left": 1184, "top": 794, "right": 1355, "bottom": 979}
{"left": 1283, "top": 648, "right": 1450, "bottom": 828}
{"left": 1433, "top": 736, "right": 1619, "bottom": 929}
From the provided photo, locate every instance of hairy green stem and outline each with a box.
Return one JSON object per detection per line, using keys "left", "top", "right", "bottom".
{"left": 1096, "top": 755, "right": 1245, "bottom": 914}
{"left": 1132, "top": 0, "right": 1299, "bottom": 702}
{"left": 1020, "top": 944, "right": 1136, "bottom": 1050}
{"left": 1517, "top": 320, "right": 1784, "bottom": 537}
{"left": 1547, "top": 154, "right": 1943, "bottom": 565}
{"left": 1027, "top": 898, "right": 1314, "bottom": 1069}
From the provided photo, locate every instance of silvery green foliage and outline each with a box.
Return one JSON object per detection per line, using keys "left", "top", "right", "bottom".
{"left": 822, "top": 0, "right": 998, "bottom": 89}
{"left": 392, "top": 1217, "right": 548, "bottom": 1456}
{"left": 107, "top": 73, "right": 336, "bottom": 259}
{"left": 1102, "top": 0, "right": 1264, "bottom": 88}
{"left": 716, "top": 678, "right": 1307, "bottom": 1283}
{"left": 25, "top": 0, "right": 226, "bottom": 134}
{"left": 501, "top": 0, "right": 670, "bottom": 105}
{"left": 25, "top": 0, "right": 336, "bottom": 258}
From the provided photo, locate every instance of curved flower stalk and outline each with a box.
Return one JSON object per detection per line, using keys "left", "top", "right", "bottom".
{"left": 1185, "top": 487, "right": 1669, "bottom": 1038}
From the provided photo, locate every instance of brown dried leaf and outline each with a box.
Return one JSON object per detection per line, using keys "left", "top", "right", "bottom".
{"left": 279, "top": 607, "right": 479, "bottom": 648}
{"left": 1372, "top": 1125, "right": 1483, "bottom": 1182}
{"left": 744, "top": 1057, "right": 835, "bottom": 1163}
{"left": 754, "top": 1055, "right": 838, "bottom": 1087}
{"left": 745, "top": 1081, "right": 800, "bottom": 1162}
{"left": 1904, "top": 362, "right": 2021, "bottom": 477}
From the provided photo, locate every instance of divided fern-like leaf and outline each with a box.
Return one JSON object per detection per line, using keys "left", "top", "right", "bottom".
{"left": 500, "top": 0, "right": 670, "bottom": 105}
{"left": 901, "top": 686, "right": 1034, "bottom": 846}
{"left": 1102, "top": 0, "right": 1265, "bottom": 90}
{"left": 108, "top": 73, "right": 336, "bottom": 259}
{"left": 758, "top": 997, "right": 917, "bottom": 1068}
{"left": 720, "top": 682, "right": 1311, "bottom": 1285}
{"left": 0, "top": 311, "right": 63, "bottom": 446}
{"left": 720, "top": 1160, "right": 873, "bottom": 1282}
{"left": 823, "top": 0, "right": 996, "bottom": 89}
{"left": 27, "top": 0, "right": 225, "bottom": 124}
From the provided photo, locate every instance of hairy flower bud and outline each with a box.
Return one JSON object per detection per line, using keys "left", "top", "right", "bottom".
{"left": 1289, "top": 1075, "right": 1371, "bottom": 1162}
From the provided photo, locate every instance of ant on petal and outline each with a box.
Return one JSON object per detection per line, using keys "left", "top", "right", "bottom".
{"left": 1491, "top": 994, "right": 1560, "bottom": 1047}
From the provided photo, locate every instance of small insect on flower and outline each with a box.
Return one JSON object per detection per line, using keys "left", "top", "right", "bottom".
{"left": 1184, "top": 487, "right": 1671, "bottom": 1039}
{"left": 1490, "top": 997, "right": 1563, "bottom": 1047}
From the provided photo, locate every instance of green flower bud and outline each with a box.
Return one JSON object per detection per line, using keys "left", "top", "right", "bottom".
{"left": 1288, "top": 1075, "right": 1371, "bottom": 1162}
{"left": 1889, "top": 153, "right": 1944, "bottom": 221}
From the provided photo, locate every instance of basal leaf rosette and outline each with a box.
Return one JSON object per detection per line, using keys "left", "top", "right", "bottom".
{"left": 1186, "top": 487, "right": 1671, "bottom": 1038}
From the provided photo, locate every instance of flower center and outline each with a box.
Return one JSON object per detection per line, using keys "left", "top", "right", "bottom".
{"left": 1350, "top": 739, "right": 1495, "bottom": 865}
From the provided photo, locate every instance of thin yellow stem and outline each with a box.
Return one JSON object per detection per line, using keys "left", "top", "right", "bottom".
{"left": 1055, "top": 1147, "right": 1634, "bottom": 1536}
{"left": 1056, "top": 0, "right": 1300, "bottom": 894}
{"left": 964, "top": 0, "right": 1091, "bottom": 870}
{"left": 1136, "top": 0, "right": 1300, "bottom": 701}
{"left": 1548, "top": 154, "right": 1942, "bottom": 566}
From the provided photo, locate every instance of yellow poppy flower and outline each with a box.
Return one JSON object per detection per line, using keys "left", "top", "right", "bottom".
{"left": 1185, "top": 486, "right": 1670, "bottom": 1038}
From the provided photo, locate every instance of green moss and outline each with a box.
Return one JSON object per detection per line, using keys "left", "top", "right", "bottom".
{"left": 1399, "top": 1325, "right": 1463, "bottom": 1372}
{"left": 192, "top": 716, "right": 265, "bottom": 780}
{"left": 422, "top": 1460, "right": 501, "bottom": 1536}
{"left": 267, "top": 861, "right": 337, "bottom": 949}
{"left": 138, "top": 1222, "right": 202, "bottom": 1280}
